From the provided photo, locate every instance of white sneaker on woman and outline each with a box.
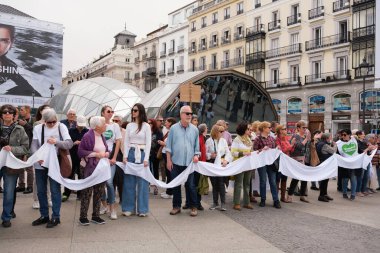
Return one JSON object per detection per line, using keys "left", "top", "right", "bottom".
{"left": 99, "top": 205, "right": 108, "bottom": 215}
{"left": 110, "top": 210, "right": 117, "bottom": 220}
{"left": 32, "top": 201, "right": 40, "bottom": 209}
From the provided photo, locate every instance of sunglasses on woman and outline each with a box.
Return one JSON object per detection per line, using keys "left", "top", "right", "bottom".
{"left": 2, "top": 110, "right": 14, "bottom": 115}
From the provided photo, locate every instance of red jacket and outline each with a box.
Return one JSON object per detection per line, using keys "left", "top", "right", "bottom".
{"left": 199, "top": 135, "right": 207, "bottom": 162}
{"left": 276, "top": 136, "right": 294, "bottom": 156}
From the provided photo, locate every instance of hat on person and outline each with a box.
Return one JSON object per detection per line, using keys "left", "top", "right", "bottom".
{"left": 76, "top": 115, "right": 87, "bottom": 127}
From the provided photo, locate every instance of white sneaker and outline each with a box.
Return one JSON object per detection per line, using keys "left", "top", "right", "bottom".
{"left": 99, "top": 205, "right": 108, "bottom": 215}
{"left": 32, "top": 201, "right": 40, "bottom": 209}
{"left": 122, "top": 211, "right": 134, "bottom": 217}
{"left": 160, "top": 193, "right": 172, "bottom": 199}
{"left": 138, "top": 213, "right": 147, "bottom": 217}
{"left": 48, "top": 200, "right": 52, "bottom": 207}
{"left": 110, "top": 210, "right": 117, "bottom": 220}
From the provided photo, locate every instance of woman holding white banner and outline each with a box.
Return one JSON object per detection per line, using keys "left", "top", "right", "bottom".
{"left": 122, "top": 103, "right": 151, "bottom": 217}
{"left": 0, "top": 104, "right": 29, "bottom": 228}
{"left": 77, "top": 116, "right": 109, "bottom": 226}
{"left": 231, "top": 122, "right": 253, "bottom": 211}
{"left": 31, "top": 109, "right": 73, "bottom": 228}
{"left": 206, "top": 124, "right": 232, "bottom": 211}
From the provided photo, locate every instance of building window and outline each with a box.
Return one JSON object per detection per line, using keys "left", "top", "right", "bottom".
{"left": 191, "top": 59, "right": 196, "bottom": 71}
{"left": 126, "top": 58, "right": 130, "bottom": 62}
{"left": 237, "top": 2, "right": 244, "bottom": 15}
{"left": 224, "top": 7, "right": 230, "bottom": 19}
{"left": 312, "top": 61, "right": 322, "bottom": 80}
{"left": 191, "top": 21, "right": 196, "bottom": 32}
{"left": 337, "top": 56, "right": 348, "bottom": 77}
{"left": 211, "top": 54, "right": 217, "bottom": 69}
{"left": 201, "top": 16, "right": 207, "bottom": 28}
{"left": 212, "top": 12, "right": 218, "bottom": 24}
{"left": 271, "top": 68, "right": 279, "bottom": 86}
{"left": 200, "top": 57, "right": 206, "bottom": 70}
{"left": 254, "top": 0, "right": 261, "bottom": 8}
{"left": 290, "top": 65, "right": 299, "bottom": 83}
{"left": 313, "top": 27, "right": 322, "bottom": 47}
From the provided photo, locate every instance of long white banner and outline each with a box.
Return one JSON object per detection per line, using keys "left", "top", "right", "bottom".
{"left": 0, "top": 144, "right": 376, "bottom": 190}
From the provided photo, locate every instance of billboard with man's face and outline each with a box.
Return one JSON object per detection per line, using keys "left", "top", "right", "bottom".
{"left": 0, "top": 13, "right": 63, "bottom": 107}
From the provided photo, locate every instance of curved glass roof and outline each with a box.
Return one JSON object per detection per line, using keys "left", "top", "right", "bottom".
{"left": 50, "top": 77, "right": 146, "bottom": 119}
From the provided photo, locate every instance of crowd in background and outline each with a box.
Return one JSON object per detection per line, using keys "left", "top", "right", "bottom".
{"left": 1, "top": 103, "right": 380, "bottom": 228}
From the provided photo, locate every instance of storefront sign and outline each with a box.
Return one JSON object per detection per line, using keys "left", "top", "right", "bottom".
{"left": 333, "top": 94, "right": 351, "bottom": 111}
{"left": 332, "top": 115, "right": 351, "bottom": 120}
{"left": 287, "top": 98, "right": 302, "bottom": 114}
{"left": 309, "top": 95, "right": 325, "bottom": 113}
{"left": 272, "top": 99, "right": 281, "bottom": 114}
{"left": 360, "top": 91, "right": 380, "bottom": 111}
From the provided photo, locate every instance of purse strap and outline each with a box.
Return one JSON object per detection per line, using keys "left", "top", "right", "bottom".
{"left": 41, "top": 123, "right": 63, "bottom": 145}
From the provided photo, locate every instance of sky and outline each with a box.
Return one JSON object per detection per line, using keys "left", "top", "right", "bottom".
{"left": 1, "top": 0, "right": 193, "bottom": 76}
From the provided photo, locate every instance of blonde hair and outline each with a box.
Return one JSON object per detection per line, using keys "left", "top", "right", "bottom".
{"left": 258, "top": 121, "right": 271, "bottom": 132}
{"left": 210, "top": 124, "right": 224, "bottom": 139}
{"left": 275, "top": 124, "right": 285, "bottom": 136}
{"left": 251, "top": 121, "right": 261, "bottom": 132}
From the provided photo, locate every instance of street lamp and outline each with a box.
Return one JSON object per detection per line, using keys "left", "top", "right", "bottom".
{"left": 359, "top": 58, "right": 370, "bottom": 130}
{"left": 49, "top": 84, "right": 55, "bottom": 98}
{"left": 31, "top": 90, "right": 35, "bottom": 113}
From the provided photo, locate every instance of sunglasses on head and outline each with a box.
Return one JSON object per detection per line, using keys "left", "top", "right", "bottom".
{"left": 183, "top": 112, "right": 192, "bottom": 116}
{"left": 46, "top": 121, "right": 57, "bottom": 125}
{"left": 2, "top": 110, "right": 14, "bottom": 115}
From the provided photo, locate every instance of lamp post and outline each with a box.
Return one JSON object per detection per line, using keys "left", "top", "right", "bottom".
{"left": 359, "top": 58, "right": 370, "bottom": 130}
{"left": 31, "top": 90, "right": 35, "bottom": 112}
{"left": 49, "top": 84, "right": 55, "bottom": 98}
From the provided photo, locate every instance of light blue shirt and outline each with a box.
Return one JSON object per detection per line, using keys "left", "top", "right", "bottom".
{"left": 166, "top": 122, "right": 200, "bottom": 166}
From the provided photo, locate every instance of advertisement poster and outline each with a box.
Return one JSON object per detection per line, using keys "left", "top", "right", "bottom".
{"left": 309, "top": 95, "right": 325, "bottom": 113}
{"left": 360, "top": 90, "right": 380, "bottom": 111}
{"left": 333, "top": 93, "right": 351, "bottom": 111}
{"left": 272, "top": 99, "right": 281, "bottom": 114}
{"left": 0, "top": 14, "right": 63, "bottom": 106}
{"left": 287, "top": 97, "right": 302, "bottom": 114}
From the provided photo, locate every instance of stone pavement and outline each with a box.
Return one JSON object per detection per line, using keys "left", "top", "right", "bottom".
{"left": 1, "top": 181, "right": 380, "bottom": 253}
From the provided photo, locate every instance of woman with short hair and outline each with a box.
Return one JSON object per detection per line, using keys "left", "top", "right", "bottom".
{"left": 31, "top": 108, "right": 73, "bottom": 228}
{"left": 148, "top": 118, "right": 163, "bottom": 195}
{"left": 77, "top": 116, "right": 109, "bottom": 225}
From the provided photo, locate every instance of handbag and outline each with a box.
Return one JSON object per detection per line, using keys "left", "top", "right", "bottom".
{"left": 42, "top": 124, "right": 72, "bottom": 178}
{"left": 310, "top": 142, "right": 320, "bottom": 167}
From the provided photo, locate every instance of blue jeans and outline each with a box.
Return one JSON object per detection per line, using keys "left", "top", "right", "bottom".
{"left": 102, "top": 164, "right": 116, "bottom": 204}
{"left": 35, "top": 168, "right": 61, "bottom": 219}
{"left": 343, "top": 172, "right": 357, "bottom": 197}
{"left": 185, "top": 171, "right": 201, "bottom": 207}
{"left": 121, "top": 149, "right": 149, "bottom": 214}
{"left": 360, "top": 164, "right": 371, "bottom": 192}
{"left": 356, "top": 169, "right": 363, "bottom": 194}
{"left": 1, "top": 169, "right": 18, "bottom": 222}
{"left": 172, "top": 164, "right": 197, "bottom": 209}
{"left": 257, "top": 166, "right": 279, "bottom": 202}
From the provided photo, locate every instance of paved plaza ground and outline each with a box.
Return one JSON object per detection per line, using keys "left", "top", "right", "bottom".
{"left": 1, "top": 181, "right": 379, "bottom": 253}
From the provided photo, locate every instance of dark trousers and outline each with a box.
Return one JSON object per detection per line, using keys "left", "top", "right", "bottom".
{"left": 288, "top": 179, "right": 307, "bottom": 196}
{"left": 319, "top": 179, "right": 329, "bottom": 197}
{"left": 150, "top": 157, "right": 160, "bottom": 180}
{"left": 210, "top": 176, "right": 225, "bottom": 205}
{"left": 63, "top": 163, "right": 82, "bottom": 198}
{"left": 185, "top": 171, "right": 201, "bottom": 207}
{"left": 80, "top": 182, "right": 105, "bottom": 219}
{"left": 171, "top": 164, "right": 197, "bottom": 208}
{"left": 337, "top": 167, "right": 343, "bottom": 191}
{"left": 163, "top": 154, "right": 173, "bottom": 195}
{"left": 18, "top": 166, "right": 34, "bottom": 188}
{"left": 113, "top": 165, "right": 124, "bottom": 203}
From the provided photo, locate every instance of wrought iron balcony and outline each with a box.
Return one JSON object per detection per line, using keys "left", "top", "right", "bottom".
{"left": 188, "top": 45, "right": 197, "bottom": 54}
{"left": 265, "top": 43, "right": 302, "bottom": 59}
{"left": 268, "top": 20, "right": 281, "bottom": 32}
{"left": 209, "top": 63, "right": 218, "bottom": 70}
{"left": 309, "top": 6, "right": 324, "bottom": 20}
{"left": 221, "top": 36, "right": 231, "bottom": 45}
{"left": 159, "top": 70, "right": 166, "bottom": 77}
{"left": 209, "top": 39, "right": 219, "bottom": 48}
{"left": 177, "top": 45, "right": 185, "bottom": 53}
{"left": 237, "top": 9, "right": 244, "bottom": 15}
{"left": 224, "top": 14, "right": 230, "bottom": 20}
{"left": 167, "top": 68, "right": 174, "bottom": 75}
{"left": 142, "top": 54, "right": 148, "bottom": 60}
{"left": 199, "top": 65, "right": 206, "bottom": 71}
{"left": 134, "top": 73, "right": 140, "bottom": 80}
{"left": 305, "top": 70, "right": 352, "bottom": 84}
{"left": 148, "top": 51, "right": 157, "bottom": 59}
{"left": 353, "top": 25, "right": 375, "bottom": 39}
{"left": 353, "top": 0, "right": 375, "bottom": 7}
{"left": 255, "top": 3, "right": 261, "bottom": 8}
{"left": 232, "top": 57, "right": 244, "bottom": 66}
{"left": 266, "top": 77, "right": 301, "bottom": 89}
{"left": 287, "top": 14, "right": 301, "bottom": 26}
{"left": 333, "top": 0, "right": 350, "bottom": 12}
{"left": 305, "top": 32, "right": 351, "bottom": 51}
{"left": 177, "top": 65, "right": 184, "bottom": 73}
{"left": 124, "top": 78, "right": 132, "bottom": 83}
{"left": 221, "top": 60, "right": 230, "bottom": 69}
{"left": 198, "top": 43, "right": 207, "bottom": 51}
{"left": 246, "top": 24, "right": 266, "bottom": 38}
{"left": 245, "top": 52, "right": 266, "bottom": 65}
{"left": 168, "top": 48, "right": 175, "bottom": 55}
{"left": 354, "top": 66, "right": 374, "bottom": 78}
{"left": 234, "top": 32, "right": 245, "bottom": 41}
{"left": 201, "top": 23, "right": 207, "bottom": 28}
{"left": 191, "top": 27, "right": 196, "bottom": 32}
{"left": 160, "top": 51, "right": 166, "bottom": 58}
{"left": 147, "top": 67, "right": 156, "bottom": 75}
{"left": 212, "top": 19, "right": 218, "bottom": 24}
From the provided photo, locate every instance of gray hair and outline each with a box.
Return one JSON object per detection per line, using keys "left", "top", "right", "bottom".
{"left": 67, "top": 108, "right": 76, "bottom": 115}
{"left": 198, "top": 123, "right": 207, "bottom": 134}
{"left": 42, "top": 108, "right": 57, "bottom": 122}
{"left": 365, "top": 134, "right": 376, "bottom": 141}
{"left": 113, "top": 114, "right": 122, "bottom": 119}
{"left": 321, "top": 133, "right": 331, "bottom": 141}
{"left": 89, "top": 116, "right": 106, "bottom": 129}
{"left": 180, "top": 105, "right": 191, "bottom": 114}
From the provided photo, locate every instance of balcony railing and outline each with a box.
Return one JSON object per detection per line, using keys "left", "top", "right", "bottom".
{"left": 234, "top": 32, "right": 245, "bottom": 41}
{"left": 160, "top": 51, "right": 166, "bottom": 58}
{"left": 305, "top": 70, "right": 352, "bottom": 84}
{"left": 224, "top": 14, "right": 230, "bottom": 20}
{"left": 212, "top": 19, "right": 218, "bottom": 24}
{"left": 201, "top": 23, "right": 207, "bottom": 28}
{"left": 353, "top": 25, "right": 375, "bottom": 39}
{"left": 147, "top": 67, "right": 156, "bottom": 75}
{"left": 134, "top": 57, "right": 140, "bottom": 63}
{"left": 199, "top": 65, "right": 206, "bottom": 71}
{"left": 255, "top": 3, "right": 261, "bottom": 8}
{"left": 134, "top": 73, "right": 140, "bottom": 80}
{"left": 198, "top": 43, "right": 207, "bottom": 51}
{"left": 191, "top": 27, "right": 196, "bottom": 32}
{"left": 309, "top": 6, "right": 324, "bottom": 20}
{"left": 189, "top": 45, "right": 197, "bottom": 54}
{"left": 354, "top": 66, "right": 375, "bottom": 78}
{"left": 246, "top": 24, "right": 266, "bottom": 38}
{"left": 148, "top": 51, "right": 156, "bottom": 59}
{"left": 268, "top": 20, "right": 281, "bottom": 32}
{"left": 221, "top": 36, "right": 231, "bottom": 45}
{"left": 168, "top": 48, "right": 175, "bottom": 55}
{"left": 305, "top": 32, "right": 351, "bottom": 51}
{"left": 333, "top": 0, "right": 350, "bottom": 12}
{"left": 177, "top": 45, "right": 185, "bottom": 52}
{"left": 265, "top": 43, "right": 302, "bottom": 59}
{"left": 142, "top": 54, "right": 148, "bottom": 60}
{"left": 353, "top": 0, "right": 375, "bottom": 7}
{"left": 209, "top": 39, "right": 219, "bottom": 48}
{"left": 266, "top": 77, "right": 301, "bottom": 89}
{"left": 245, "top": 52, "right": 266, "bottom": 65}
{"left": 209, "top": 63, "right": 218, "bottom": 70}
{"left": 287, "top": 14, "right": 301, "bottom": 26}
{"left": 159, "top": 70, "right": 166, "bottom": 77}
{"left": 232, "top": 57, "right": 244, "bottom": 66}
{"left": 237, "top": 9, "right": 244, "bottom": 15}
{"left": 177, "top": 65, "right": 184, "bottom": 73}
{"left": 124, "top": 78, "right": 132, "bottom": 83}
{"left": 221, "top": 60, "right": 230, "bottom": 69}
{"left": 168, "top": 68, "right": 174, "bottom": 75}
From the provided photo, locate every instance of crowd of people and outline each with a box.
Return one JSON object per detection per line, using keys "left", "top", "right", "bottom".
{"left": 0, "top": 103, "right": 379, "bottom": 229}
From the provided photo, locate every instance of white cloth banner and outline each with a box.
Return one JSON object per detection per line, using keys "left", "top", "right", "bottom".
{"left": 1, "top": 144, "right": 376, "bottom": 190}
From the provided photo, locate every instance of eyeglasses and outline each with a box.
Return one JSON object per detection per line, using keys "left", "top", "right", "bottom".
{"left": 341, "top": 133, "right": 348, "bottom": 137}
{"left": 46, "top": 121, "right": 57, "bottom": 125}
{"left": 106, "top": 110, "right": 114, "bottom": 114}
{"left": 132, "top": 109, "right": 139, "bottom": 113}
{"left": 2, "top": 110, "right": 14, "bottom": 115}
{"left": 157, "top": 119, "right": 163, "bottom": 122}
{"left": 281, "top": 128, "right": 287, "bottom": 130}
{"left": 183, "top": 112, "right": 192, "bottom": 116}
{"left": 219, "top": 131, "right": 224, "bottom": 133}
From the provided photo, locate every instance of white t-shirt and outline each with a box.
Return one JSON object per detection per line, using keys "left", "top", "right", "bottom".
{"left": 124, "top": 122, "right": 152, "bottom": 162}
{"left": 337, "top": 136, "right": 359, "bottom": 158}
{"left": 33, "top": 123, "right": 71, "bottom": 147}
{"left": 103, "top": 123, "right": 122, "bottom": 152}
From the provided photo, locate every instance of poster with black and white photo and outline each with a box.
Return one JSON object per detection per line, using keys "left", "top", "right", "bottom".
{"left": 0, "top": 14, "right": 63, "bottom": 106}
